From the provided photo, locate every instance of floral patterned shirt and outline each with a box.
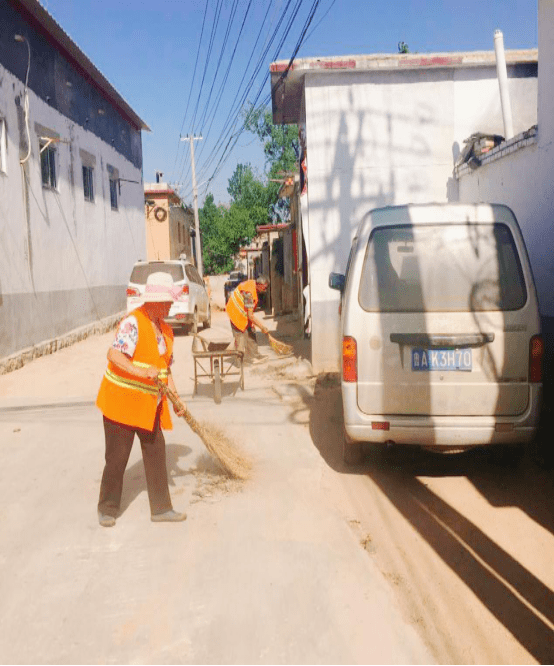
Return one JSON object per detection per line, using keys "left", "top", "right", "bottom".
{"left": 112, "top": 314, "right": 173, "bottom": 365}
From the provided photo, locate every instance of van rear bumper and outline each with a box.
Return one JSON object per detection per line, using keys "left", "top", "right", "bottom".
{"left": 343, "top": 385, "right": 542, "bottom": 447}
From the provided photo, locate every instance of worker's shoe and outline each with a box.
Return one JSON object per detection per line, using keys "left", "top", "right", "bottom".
{"left": 151, "top": 509, "right": 187, "bottom": 523}
{"left": 98, "top": 512, "right": 116, "bottom": 528}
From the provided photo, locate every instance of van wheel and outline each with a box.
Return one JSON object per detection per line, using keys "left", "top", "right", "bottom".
{"left": 343, "top": 429, "right": 364, "bottom": 466}
{"left": 191, "top": 310, "right": 198, "bottom": 335}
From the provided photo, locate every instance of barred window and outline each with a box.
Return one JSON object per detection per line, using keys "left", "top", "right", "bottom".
{"left": 82, "top": 165, "right": 94, "bottom": 202}
{"left": 109, "top": 177, "right": 118, "bottom": 210}
{"left": 40, "top": 140, "right": 57, "bottom": 189}
{"left": 0, "top": 118, "right": 7, "bottom": 174}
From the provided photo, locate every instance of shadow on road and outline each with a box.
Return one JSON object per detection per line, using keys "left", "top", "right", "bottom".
{"left": 305, "top": 375, "right": 554, "bottom": 664}
{"left": 119, "top": 443, "right": 192, "bottom": 515}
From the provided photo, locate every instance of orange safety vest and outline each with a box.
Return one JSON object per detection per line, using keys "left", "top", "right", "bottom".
{"left": 96, "top": 306, "right": 174, "bottom": 431}
{"left": 225, "top": 280, "right": 258, "bottom": 332}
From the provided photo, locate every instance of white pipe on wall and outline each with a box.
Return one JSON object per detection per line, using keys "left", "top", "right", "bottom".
{"left": 494, "top": 29, "right": 514, "bottom": 140}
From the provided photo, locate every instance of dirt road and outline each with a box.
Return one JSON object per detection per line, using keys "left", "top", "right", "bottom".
{"left": 297, "top": 375, "right": 554, "bottom": 664}
{"left": 0, "top": 306, "right": 431, "bottom": 664}
{"left": 1, "top": 295, "right": 552, "bottom": 663}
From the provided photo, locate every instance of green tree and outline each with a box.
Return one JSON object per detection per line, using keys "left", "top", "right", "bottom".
{"left": 199, "top": 191, "right": 260, "bottom": 274}
{"left": 242, "top": 104, "right": 298, "bottom": 221}
{"left": 200, "top": 105, "right": 299, "bottom": 272}
{"left": 198, "top": 194, "right": 229, "bottom": 274}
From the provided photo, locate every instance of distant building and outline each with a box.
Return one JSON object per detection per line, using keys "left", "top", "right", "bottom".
{"left": 271, "top": 47, "right": 537, "bottom": 372}
{"left": 0, "top": 0, "right": 149, "bottom": 360}
{"left": 144, "top": 182, "right": 195, "bottom": 263}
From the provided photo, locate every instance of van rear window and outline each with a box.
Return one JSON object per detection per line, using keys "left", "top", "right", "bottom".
{"left": 130, "top": 263, "right": 184, "bottom": 284}
{"left": 359, "top": 223, "right": 526, "bottom": 312}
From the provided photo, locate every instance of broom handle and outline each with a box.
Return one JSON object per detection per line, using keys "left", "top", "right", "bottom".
{"left": 156, "top": 378, "right": 184, "bottom": 410}
{"left": 248, "top": 312, "right": 268, "bottom": 335}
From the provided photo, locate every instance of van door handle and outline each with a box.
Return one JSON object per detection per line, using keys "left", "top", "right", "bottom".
{"left": 390, "top": 333, "right": 494, "bottom": 348}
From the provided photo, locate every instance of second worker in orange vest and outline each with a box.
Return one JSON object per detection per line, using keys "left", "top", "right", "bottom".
{"left": 225, "top": 276, "right": 269, "bottom": 363}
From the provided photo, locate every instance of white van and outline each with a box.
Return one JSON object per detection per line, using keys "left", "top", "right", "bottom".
{"left": 329, "top": 203, "right": 543, "bottom": 464}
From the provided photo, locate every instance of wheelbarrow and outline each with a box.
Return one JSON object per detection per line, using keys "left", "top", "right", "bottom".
{"left": 191, "top": 334, "right": 244, "bottom": 404}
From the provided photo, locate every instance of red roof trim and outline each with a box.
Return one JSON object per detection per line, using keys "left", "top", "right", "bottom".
{"left": 256, "top": 223, "right": 290, "bottom": 232}
{"left": 310, "top": 59, "right": 356, "bottom": 70}
{"left": 144, "top": 190, "right": 175, "bottom": 196}
{"left": 270, "top": 62, "right": 295, "bottom": 73}
{"left": 399, "top": 56, "right": 464, "bottom": 67}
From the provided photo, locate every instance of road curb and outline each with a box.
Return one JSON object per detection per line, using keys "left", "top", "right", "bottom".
{"left": 0, "top": 311, "right": 124, "bottom": 376}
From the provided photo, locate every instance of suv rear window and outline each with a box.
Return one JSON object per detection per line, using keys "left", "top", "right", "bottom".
{"left": 130, "top": 262, "right": 185, "bottom": 284}
{"left": 359, "top": 223, "right": 526, "bottom": 312}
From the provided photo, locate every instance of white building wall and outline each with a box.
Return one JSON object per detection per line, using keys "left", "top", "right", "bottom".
{"left": 456, "top": 0, "right": 554, "bottom": 374}
{"left": 304, "top": 67, "right": 537, "bottom": 372}
{"left": 0, "top": 64, "right": 146, "bottom": 357}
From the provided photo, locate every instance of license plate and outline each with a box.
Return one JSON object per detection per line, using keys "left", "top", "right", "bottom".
{"left": 412, "top": 348, "right": 472, "bottom": 371}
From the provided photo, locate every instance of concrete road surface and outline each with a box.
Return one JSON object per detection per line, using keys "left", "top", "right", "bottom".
{"left": 0, "top": 307, "right": 432, "bottom": 664}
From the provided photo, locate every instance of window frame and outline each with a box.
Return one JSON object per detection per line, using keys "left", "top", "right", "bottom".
{"left": 0, "top": 117, "right": 7, "bottom": 174}
{"left": 82, "top": 164, "right": 94, "bottom": 202}
{"left": 109, "top": 177, "right": 118, "bottom": 210}
{"left": 107, "top": 164, "right": 119, "bottom": 211}
{"left": 40, "top": 139, "right": 57, "bottom": 190}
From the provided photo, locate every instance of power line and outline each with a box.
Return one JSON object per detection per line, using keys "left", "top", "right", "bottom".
{"left": 170, "top": 0, "right": 210, "bottom": 183}
{"left": 197, "top": 0, "right": 322, "bottom": 195}
{"left": 175, "top": 0, "right": 327, "bottom": 202}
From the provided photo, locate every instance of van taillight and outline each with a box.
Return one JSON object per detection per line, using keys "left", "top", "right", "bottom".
{"left": 343, "top": 336, "right": 357, "bottom": 382}
{"left": 529, "top": 335, "right": 544, "bottom": 383}
{"left": 181, "top": 285, "right": 189, "bottom": 295}
{"left": 126, "top": 287, "right": 139, "bottom": 297}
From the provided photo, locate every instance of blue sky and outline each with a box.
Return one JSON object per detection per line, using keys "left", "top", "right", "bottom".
{"left": 43, "top": 0, "right": 538, "bottom": 205}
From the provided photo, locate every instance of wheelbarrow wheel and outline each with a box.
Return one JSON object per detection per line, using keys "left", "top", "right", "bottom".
{"left": 213, "top": 358, "right": 222, "bottom": 404}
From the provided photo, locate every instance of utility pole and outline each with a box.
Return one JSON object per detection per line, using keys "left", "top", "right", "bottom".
{"left": 181, "top": 134, "right": 203, "bottom": 276}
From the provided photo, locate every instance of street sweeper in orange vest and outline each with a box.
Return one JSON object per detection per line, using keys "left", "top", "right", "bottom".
{"left": 225, "top": 276, "right": 269, "bottom": 363}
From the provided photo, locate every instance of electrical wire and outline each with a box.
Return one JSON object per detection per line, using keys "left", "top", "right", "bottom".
{"left": 170, "top": 0, "right": 210, "bottom": 182}
{"left": 175, "top": 0, "right": 326, "bottom": 202}
{"left": 197, "top": 0, "right": 322, "bottom": 195}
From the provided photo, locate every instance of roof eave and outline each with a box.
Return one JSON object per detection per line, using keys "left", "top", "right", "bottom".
{"left": 270, "top": 49, "right": 538, "bottom": 125}
{"left": 10, "top": 0, "right": 150, "bottom": 131}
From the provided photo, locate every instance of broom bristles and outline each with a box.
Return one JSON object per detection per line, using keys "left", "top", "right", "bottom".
{"left": 268, "top": 333, "right": 293, "bottom": 356}
{"left": 157, "top": 380, "right": 251, "bottom": 480}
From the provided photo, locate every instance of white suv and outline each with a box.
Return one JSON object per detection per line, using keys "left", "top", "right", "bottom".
{"left": 126, "top": 259, "right": 211, "bottom": 334}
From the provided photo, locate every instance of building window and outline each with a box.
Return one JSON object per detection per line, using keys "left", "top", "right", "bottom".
{"left": 109, "top": 177, "right": 118, "bottom": 210}
{"left": 82, "top": 165, "right": 94, "bottom": 202}
{"left": 40, "top": 140, "right": 57, "bottom": 189}
{"left": 0, "top": 118, "right": 7, "bottom": 174}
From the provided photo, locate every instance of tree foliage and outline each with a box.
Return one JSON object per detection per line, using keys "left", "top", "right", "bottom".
{"left": 199, "top": 105, "right": 299, "bottom": 274}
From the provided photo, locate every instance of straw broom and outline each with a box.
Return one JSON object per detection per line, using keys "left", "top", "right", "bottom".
{"left": 156, "top": 379, "right": 251, "bottom": 480}
{"left": 266, "top": 332, "right": 293, "bottom": 356}
{"left": 247, "top": 308, "right": 293, "bottom": 356}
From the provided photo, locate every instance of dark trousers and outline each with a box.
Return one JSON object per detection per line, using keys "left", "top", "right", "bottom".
{"left": 230, "top": 322, "right": 259, "bottom": 361}
{"left": 98, "top": 406, "right": 173, "bottom": 517}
